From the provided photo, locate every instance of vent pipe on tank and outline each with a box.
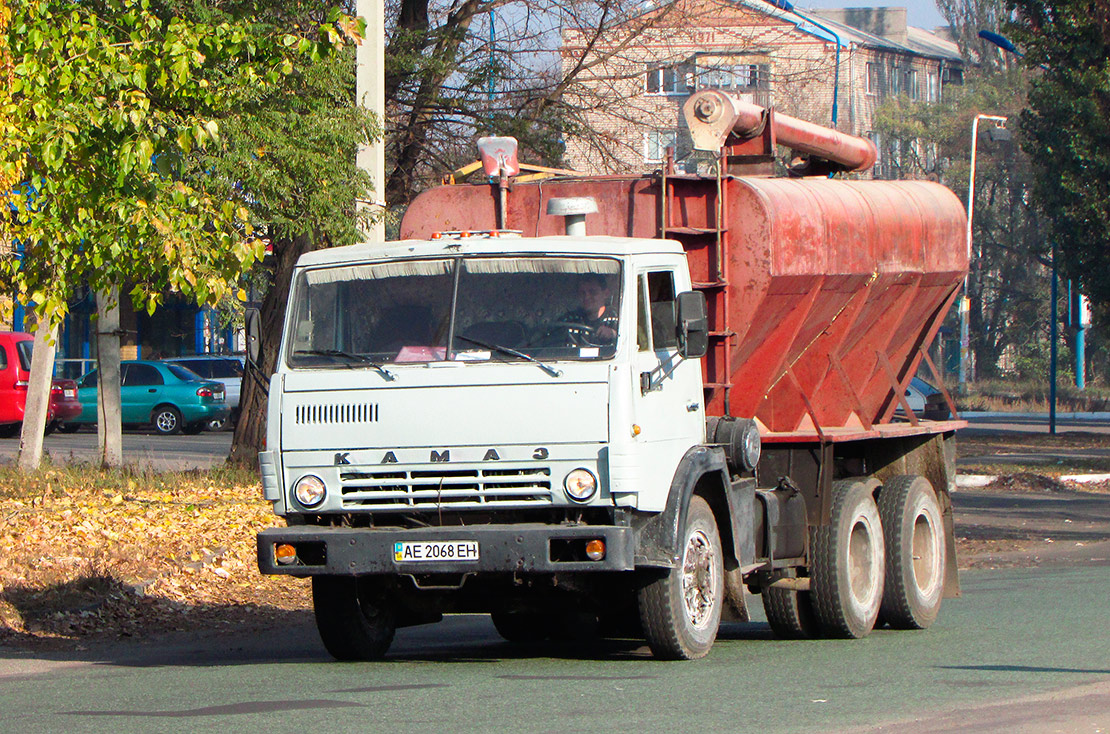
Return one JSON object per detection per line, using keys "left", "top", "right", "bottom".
{"left": 546, "top": 197, "right": 597, "bottom": 237}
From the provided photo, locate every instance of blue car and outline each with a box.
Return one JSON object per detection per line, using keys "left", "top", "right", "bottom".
{"left": 63, "top": 360, "right": 230, "bottom": 435}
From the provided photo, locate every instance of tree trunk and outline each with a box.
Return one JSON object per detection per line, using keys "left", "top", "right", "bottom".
{"left": 229, "top": 230, "right": 322, "bottom": 467}
{"left": 96, "top": 289, "right": 124, "bottom": 468}
{"left": 17, "top": 319, "right": 58, "bottom": 471}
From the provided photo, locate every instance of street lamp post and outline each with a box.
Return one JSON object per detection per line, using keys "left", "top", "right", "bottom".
{"left": 960, "top": 113, "right": 1008, "bottom": 395}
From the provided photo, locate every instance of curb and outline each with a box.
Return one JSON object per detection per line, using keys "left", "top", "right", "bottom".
{"left": 957, "top": 473, "right": 1110, "bottom": 489}
{"left": 962, "top": 411, "right": 1110, "bottom": 421}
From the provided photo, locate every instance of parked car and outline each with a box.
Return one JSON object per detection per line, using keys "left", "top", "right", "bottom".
{"left": 163, "top": 355, "right": 243, "bottom": 430}
{"left": 60, "top": 360, "right": 229, "bottom": 435}
{"left": 0, "top": 332, "right": 81, "bottom": 438}
{"left": 901, "top": 377, "right": 951, "bottom": 420}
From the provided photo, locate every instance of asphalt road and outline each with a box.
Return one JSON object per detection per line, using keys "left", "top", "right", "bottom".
{"left": 0, "top": 428, "right": 234, "bottom": 471}
{"left": 1, "top": 563, "right": 1107, "bottom": 734}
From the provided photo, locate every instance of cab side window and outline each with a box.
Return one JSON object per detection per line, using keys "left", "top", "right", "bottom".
{"left": 646, "top": 271, "right": 678, "bottom": 350}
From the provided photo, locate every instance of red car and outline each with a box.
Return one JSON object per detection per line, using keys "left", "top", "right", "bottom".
{"left": 0, "top": 332, "right": 82, "bottom": 437}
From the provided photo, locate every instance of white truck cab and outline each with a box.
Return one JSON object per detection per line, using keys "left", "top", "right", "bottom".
{"left": 256, "top": 232, "right": 728, "bottom": 659}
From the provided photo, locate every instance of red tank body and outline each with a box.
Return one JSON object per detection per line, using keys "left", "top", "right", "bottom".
{"left": 401, "top": 173, "right": 967, "bottom": 436}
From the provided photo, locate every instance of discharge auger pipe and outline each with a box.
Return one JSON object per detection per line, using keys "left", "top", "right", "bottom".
{"left": 684, "top": 89, "right": 877, "bottom": 173}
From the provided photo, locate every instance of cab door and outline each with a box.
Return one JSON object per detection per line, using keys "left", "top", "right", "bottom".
{"left": 629, "top": 267, "right": 707, "bottom": 503}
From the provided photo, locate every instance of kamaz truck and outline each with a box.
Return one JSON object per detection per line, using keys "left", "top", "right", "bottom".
{"left": 254, "top": 91, "right": 967, "bottom": 660}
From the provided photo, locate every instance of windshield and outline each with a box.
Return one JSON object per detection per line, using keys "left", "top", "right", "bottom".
{"left": 286, "top": 256, "right": 622, "bottom": 368}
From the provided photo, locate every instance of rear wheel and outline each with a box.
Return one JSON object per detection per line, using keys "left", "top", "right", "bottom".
{"left": 152, "top": 406, "right": 182, "bottom": 435}
{"left": 878, "top": 475, "right": 946, "bottom": 629}
{"left": 638, "top": 495, "right": 724, "bottom": 659}
{"left": 312, "top": 576, "right": 396, "bottom": 661}
{"left": 810, "top": 479, "right": 885, "bottom": 639}
{"left": 762, "top": 571, "right": 820, "bottom": 639}
{"left": 490, "top": 611, "right": 550, "bottom": 643}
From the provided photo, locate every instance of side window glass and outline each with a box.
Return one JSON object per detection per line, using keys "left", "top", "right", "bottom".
{"left": 0, "top": 345, "right": 7, "bottom": 371}
{"left": 637, "top": 278, "right": 650, "bottom": 352}
{"left": 647, "top": 271, "right": 678, "bottom": 350}
{"left": 80, "top": 370, "right": 98, "bottom": 388}
{"left": 123, "top": 364, "right": 164, "bottom": 386}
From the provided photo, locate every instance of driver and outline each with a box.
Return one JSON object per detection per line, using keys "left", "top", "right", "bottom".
{"left": 560, "top": 274, "right": 617, "bottom": 344}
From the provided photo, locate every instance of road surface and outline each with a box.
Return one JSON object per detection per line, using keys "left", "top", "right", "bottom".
{"left": 1, "top": 563, "right": 1107, "bottom": 734}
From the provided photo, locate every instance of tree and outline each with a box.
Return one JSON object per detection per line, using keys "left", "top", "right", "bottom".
{"left": 1007, "top": 0, "right": 1110, "bottom": 311}
{"left": 873, "top": 69, "right": 1052, "bottom": 383}
{"left": 3, "top": 0, "right": 357, "bottom": 467}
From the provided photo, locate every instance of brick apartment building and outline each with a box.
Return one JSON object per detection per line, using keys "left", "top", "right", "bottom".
{"left": 561, "top": 0, "right": 964, "bottom": 178}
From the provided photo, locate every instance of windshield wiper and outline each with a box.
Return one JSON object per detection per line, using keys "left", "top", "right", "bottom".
{"left": 292, "top": 349, "right": 396, "bottom": 381}
{"left": 455, "top": 335, "right": 562, "bottom": 378}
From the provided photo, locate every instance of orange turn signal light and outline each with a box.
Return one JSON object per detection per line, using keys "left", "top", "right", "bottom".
{"left": 585, "top": 539, "right": 606, "bottom": 561}
{"left": 275, "top": 544, "right": 297, "bottom": 565}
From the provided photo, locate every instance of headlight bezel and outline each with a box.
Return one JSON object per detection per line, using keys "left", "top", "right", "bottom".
{"left": 293, "top": 474, "right": 327, "bottom": 508}
{"left": 563, "top": 468, "right": 598, "bottom": 503}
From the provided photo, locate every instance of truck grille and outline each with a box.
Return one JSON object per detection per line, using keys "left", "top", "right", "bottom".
{"left": 295, "top": 403, "right": 378, "bottom": 425}
{"left": 339, "top": 465, "right": 553, "bottom": 510}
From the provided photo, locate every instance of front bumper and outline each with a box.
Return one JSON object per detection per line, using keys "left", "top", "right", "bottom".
{"left": 257, "top": 523, "right": 636, "bottom": 576}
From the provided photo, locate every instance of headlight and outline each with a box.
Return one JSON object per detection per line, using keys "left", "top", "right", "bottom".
{"left": 293, "top": 475, "right": 327, "bottom": 508}
{"left": 564, "top": 468, "right": 597, "bottom": 503}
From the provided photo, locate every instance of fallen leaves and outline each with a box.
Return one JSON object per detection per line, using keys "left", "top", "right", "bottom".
{"left": 0, "top": 464, "right": 310, "bottom": 646}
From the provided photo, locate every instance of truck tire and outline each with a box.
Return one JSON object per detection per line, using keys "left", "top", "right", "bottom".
{"left": 762, "top": 571, "right": 819, "bottom": 639}
{"left": 877, "top": 475, "right": 946, "bottom": 629}
{"left": 810, "top": 479, "right": 885, "bottom": 639}
{"left": 638, "top": 495, "right": 723, "bottom": 660}
{"left": 490, "top": 611, "right": 550, "bottom": 643}
{"left": 312, "top": 576, "right": 396, "bottom": 661}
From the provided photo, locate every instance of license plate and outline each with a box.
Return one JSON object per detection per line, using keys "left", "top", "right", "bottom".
{"left": 393, "top": 540, "right": 479, "bottom": 563}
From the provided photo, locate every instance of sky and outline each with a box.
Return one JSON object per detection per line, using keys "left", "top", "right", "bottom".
{"left": 799, "top": 0, "right": 948, "bottom": 31}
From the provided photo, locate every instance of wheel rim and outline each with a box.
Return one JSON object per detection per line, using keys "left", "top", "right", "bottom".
{"left": 847, "top": 516, "right": 880, "bottom": 608}
{"left": 156, "top": 411, "right": 177, "bottom": 432}
{"left": 681, "top": 528, "right": 719, "bottom": 629}
{"left": 911, "top": 509, "right": 942, "bottom": 598}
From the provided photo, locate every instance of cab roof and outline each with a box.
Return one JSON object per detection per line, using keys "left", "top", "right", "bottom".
{"left": 295, "top": 235, "right": 685, "bottom": 269}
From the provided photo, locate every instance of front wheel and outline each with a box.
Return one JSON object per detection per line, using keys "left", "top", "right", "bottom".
{"left": 312, "top": 576, "right": 396, "bottom": 661}
{"left": 638, "top": 495, "right": 724, "bottom": 660}
{"left": 152, "top": 406, "right": 182, "bottom": 435}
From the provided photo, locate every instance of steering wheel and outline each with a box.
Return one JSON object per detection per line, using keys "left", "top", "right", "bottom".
{"left": 537, "top": 321, "right": 600, "bottom": 347}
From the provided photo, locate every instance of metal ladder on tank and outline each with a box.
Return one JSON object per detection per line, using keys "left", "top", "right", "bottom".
{"left": 659, "top": 148, "right": 735, "bottom": 415}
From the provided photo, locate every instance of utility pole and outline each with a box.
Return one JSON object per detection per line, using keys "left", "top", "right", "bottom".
{"left": 356, "top": 0, "right": 386, "bottom": 241}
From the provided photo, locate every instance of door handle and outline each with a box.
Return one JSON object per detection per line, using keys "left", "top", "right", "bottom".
{"left": 148, "top": 388, "right": 156, "bottom": 393}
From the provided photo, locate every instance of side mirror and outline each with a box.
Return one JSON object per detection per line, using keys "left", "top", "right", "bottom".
{"left": 244, "top": 308, "right": 261, "bottom": 367}
{"left": 676, "top": 291, "right": 708, "bottom": 360}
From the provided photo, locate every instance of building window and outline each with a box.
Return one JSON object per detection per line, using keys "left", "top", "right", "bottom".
{"left": 943, "top": 67, "right": 963, "bottom": 86}
{"left": 869, "top": 132, "right": 883, "bottom": 178}
{"left": 644, "top": 129, "right": 678, "bottom": 163}
{"left": 646, "top": 64, "right": 692, "bottom": 95}
{"left": 889, "top": 65, "right": 900, "bottom": 95}
{"left": 866, "top": 62, "right": 881, "bottom": 96}
{"left": 927, "top": 72, "right": 939, "bottom": 102}
{"left": 905, "top": 69, "right": 919, "bottom": 100}
{"left": 696, "top": 61, "right": 769, "bottom": 91}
